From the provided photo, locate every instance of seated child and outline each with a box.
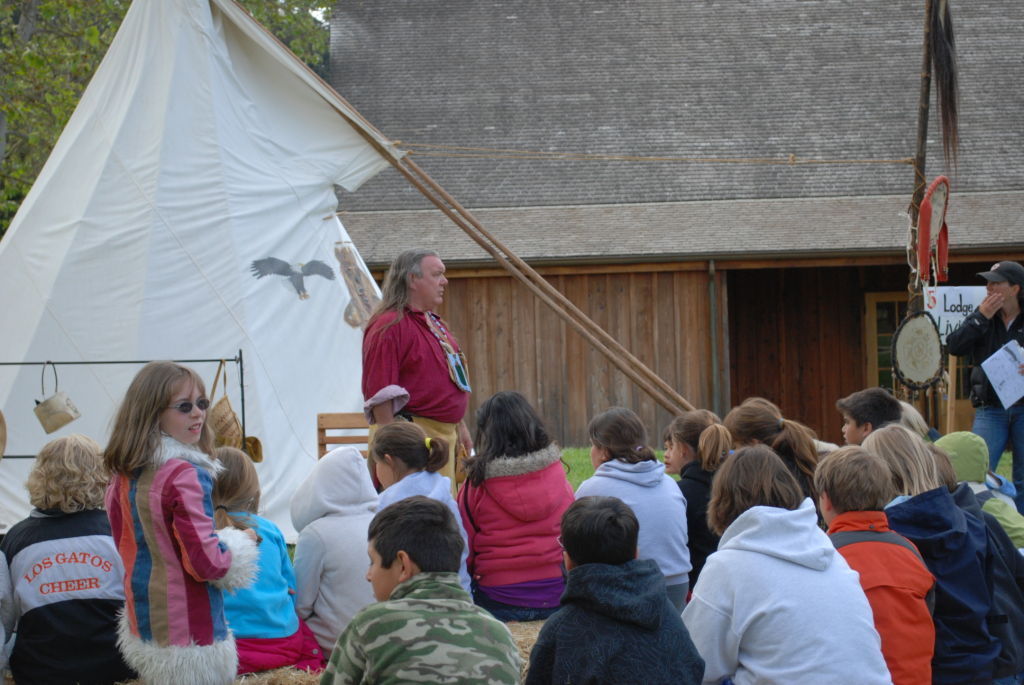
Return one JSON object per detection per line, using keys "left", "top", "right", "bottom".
{"left": 900, "top": 400, "right": 943, "bottom": 442}
{"left": 814, "top": 445, "right": 936, "bottom": 685}
{"left": 835, "top": 387, "right": 903, "bottom": 445}
{"left": 929, "top": 442, "right": 1024, "bottom": 682}
{"left": 723, "top": 397, "right": 819, "bottom": 503}
{"left": 682, "top": 445, "right": 890, "bottom": 684}
{"left": 0, "top": 435, "right": 135, "bottom": 685}
{"left": 321, "top": 496, "right": 519, "bottom": 684}
{"left": 212, "top": 447, "right": 325, "bottom": 673}
{"left": 662, "top": 409, "right": 731, "bottom": 589}
{"left": 525, "top": 496, "right": 705, "bottom": 685}
{"left": 863, "top": 424, "right": 1000, "bottom": 684}
{"left": 370, "top": 421, "right": 471, "bottom": 592}
{"left": 576, "top": 407, "right": 690, "bottom": 610}
{"left": 935, "top": 431, "right": 1024, "bottom": 548}
{"left": 291, "top": 446, "right": 378, "bottom": 654}
{"left": 458, "top": 391, "right": 574, "bottom": 622}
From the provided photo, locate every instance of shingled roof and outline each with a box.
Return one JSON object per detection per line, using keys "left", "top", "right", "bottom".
{"left": 329, "top": 0, "right": 1024, "bottom": 265}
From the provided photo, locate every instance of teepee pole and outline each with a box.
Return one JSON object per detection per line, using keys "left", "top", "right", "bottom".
{"left": 392, "top": 156, "right": 695, "bottom": 415}
{"left": 346, "top": 126, "right": 694, "bottom": 415}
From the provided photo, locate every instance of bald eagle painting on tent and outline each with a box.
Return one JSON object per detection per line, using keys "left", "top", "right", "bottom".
{"left": 0, "top": 0, "right": 403, "bottom": 539}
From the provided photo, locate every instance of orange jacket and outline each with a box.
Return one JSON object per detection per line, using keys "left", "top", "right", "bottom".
{"left": 829, "top": 510, "right": 936, "bottom": 685}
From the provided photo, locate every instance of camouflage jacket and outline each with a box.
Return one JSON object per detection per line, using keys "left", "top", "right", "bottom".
{"left": 320, "top": 572, "right": 520, "bottom": 685}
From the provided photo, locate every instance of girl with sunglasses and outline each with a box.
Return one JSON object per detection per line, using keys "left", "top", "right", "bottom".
{"left": 103, "top": 361, "right": 259, "bottom": 685}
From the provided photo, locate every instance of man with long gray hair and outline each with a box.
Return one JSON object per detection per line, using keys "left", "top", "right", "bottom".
{"left": 362, "top": 249, "right": 472, "bottom": 487}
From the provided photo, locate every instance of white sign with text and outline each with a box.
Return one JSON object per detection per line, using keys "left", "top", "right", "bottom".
{"left": 925, "top": 286, "right": 987, "bottom": 344}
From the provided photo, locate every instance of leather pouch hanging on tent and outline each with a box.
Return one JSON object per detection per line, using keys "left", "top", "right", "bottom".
{"left": 209, "top": 360, "right": 243, "bottom": 449}
{"left": 243, "top": 435, "right": 263, "bottom": 463}
{"left": 33, "top": 362, "right": 81, "bottom": 434}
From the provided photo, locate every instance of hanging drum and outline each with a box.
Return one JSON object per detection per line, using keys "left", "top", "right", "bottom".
{"left": 892, "top": 310, "right": 944, "bottom": 390}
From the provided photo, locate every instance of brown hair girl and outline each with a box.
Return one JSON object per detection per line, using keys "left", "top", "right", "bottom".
{"left": 723, "top": 397, "right": 818, "bottom": 500}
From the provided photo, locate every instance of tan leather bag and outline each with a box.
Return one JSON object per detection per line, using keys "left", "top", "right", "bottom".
{"left": 33, "top": 362, "right": 80, "bottom": 434}
{"left": 243, "top": 435, "right": 263, "bottom": 463}
{"left": 208, "top": 360, "right": 243, "bottom": 449}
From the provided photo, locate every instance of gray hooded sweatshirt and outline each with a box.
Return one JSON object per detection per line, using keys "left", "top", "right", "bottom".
{"left": 290, "top": 447, "right": 379, "bottom": 653}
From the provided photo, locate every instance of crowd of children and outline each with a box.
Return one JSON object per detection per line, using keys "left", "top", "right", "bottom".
{"left": 1, "top": 359, "right": 1023, "bottom": 684}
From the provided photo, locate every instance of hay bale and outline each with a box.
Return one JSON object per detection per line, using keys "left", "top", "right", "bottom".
{"left": 110, "top": 667, "right": 321, "bottom": 685}
{"left": 506, "top": 619, "right": 546, "bottom": 681}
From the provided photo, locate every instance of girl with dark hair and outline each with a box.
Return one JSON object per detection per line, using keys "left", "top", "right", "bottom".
{"left": 575, "top": 407, "right": 690, "bottom": 611}
{"left": 664, "top": 410, "right": 732, "bottom": 588}
{"left": 682, "top": 446, "right": 889, "bottom": 684}
{"left": 457, "top": 392, "right": 574, "bottom": 621}
{"left": 369, "top": 421, "right": 471, "bottom": 592}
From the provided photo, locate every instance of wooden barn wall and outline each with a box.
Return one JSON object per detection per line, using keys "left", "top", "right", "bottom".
{"left": 436, "top": 267, "right": 725, "bottom": 447}
{"left": 727, "top": 266, "right": 866, "bottom": 445}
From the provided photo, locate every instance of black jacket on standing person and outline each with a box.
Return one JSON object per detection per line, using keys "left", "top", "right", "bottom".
{"left": 678, "top": 462, "right": 720, "bottom": 589}
{"left": 945, "top": 309, "right": 1024, "bottom": 407}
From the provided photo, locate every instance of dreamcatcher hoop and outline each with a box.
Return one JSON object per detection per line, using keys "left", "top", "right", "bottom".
{"left": 892, "top": 310, "right": 944, "bottom": 390}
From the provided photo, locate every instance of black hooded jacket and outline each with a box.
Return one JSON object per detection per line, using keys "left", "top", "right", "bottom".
{"left": 525, "top": 559, "right": 704, "bottom": 685}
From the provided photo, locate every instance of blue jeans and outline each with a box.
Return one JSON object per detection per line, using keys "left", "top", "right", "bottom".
{"left": 472, "top": 586, "right": 560, "bottom": 622}
{"left": 972, "top": 405, "right": 1024, "bottom": 513}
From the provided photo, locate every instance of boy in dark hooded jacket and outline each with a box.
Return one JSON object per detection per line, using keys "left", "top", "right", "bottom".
{"left": 525, "top": 496, "right": 703, "bottom": 685}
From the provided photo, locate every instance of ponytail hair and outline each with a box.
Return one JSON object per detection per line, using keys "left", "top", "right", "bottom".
{"left": 211, "top": 446, "right": 261, "bottom": 537}
{"left": 697, "top": 423, "right": 732, "bottom": 472}
{"left": 588, "top": 407, "right": 656, "bottom": 464}
{"left": 370, "top": 421, "right": 449, "bottom": 473}
{"left": 667, "top": 409, "right": 731, "bottom": 472}
{"left": 724, "top": 397, "right": 818, "bottom": 497}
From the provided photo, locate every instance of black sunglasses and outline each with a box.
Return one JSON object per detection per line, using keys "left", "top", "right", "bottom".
{"left": 166, "top": 398, "right": 210, "bottom": 413}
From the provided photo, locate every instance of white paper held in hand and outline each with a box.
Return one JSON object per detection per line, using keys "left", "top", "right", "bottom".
{"left": 980, "top": 340, "right": 1024, "bottom": 409}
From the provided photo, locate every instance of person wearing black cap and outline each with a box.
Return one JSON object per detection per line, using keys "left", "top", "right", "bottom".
{"left": 946, "top": 260, "right": 1024, "bottom": 514}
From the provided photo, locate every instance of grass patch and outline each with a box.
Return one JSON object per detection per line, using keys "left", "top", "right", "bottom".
{"left": 995, "top": 450, "right": 1013, "bottom": 481}
{"left": 560, "top": 447, "right": 673, "bottom": 489}
{"left": 561, "top": 447, "right": 594, "bottom": 490}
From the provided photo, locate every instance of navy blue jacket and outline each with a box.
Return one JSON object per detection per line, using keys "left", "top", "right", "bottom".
{"left": 886, "top": 486, "right": 999, "bottom": 684}
{"left": 678, "top": 462, "right": 719, "bottom": 589}
{"left": 525, "top": 558, "right": 703, "bottom": 685}
{"left": 952, "top": 483, "right": 1024, "bottom": 679}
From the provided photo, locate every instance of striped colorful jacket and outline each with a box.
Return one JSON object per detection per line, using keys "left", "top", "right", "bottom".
{"left": 105, "top": 436, "right": 257, "bottom": 685}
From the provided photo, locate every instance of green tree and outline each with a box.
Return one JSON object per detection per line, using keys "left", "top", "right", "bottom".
{"left": 0, "top": 0, "right": 331, "bottom": 239}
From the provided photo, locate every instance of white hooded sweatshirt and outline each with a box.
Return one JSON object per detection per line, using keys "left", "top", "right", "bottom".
{"left": 290, "top": 447, "right": 379, "bottom": 653}
{"left": 682, "top": 498, "right": 891, "bottom": 685}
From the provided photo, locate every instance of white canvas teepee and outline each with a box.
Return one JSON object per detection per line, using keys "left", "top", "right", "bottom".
{"left": 0, "top": 0, "right": 401, "bottom": 539}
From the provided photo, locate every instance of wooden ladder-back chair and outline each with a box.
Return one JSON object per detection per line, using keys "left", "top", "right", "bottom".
{"left": 317, "top": 412, "right": 370, "bottom": 458}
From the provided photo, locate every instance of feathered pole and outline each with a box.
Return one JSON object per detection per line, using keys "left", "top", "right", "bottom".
{"left": 931, "top": 0, "right": 960, "bottom": 170}
{"left": 908, "top": 0, "right": 959, "bottom": 311}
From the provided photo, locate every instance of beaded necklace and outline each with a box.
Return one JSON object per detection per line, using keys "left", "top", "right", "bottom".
{"left": 424, "top": 312, "right": 472, "bottom": 392}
